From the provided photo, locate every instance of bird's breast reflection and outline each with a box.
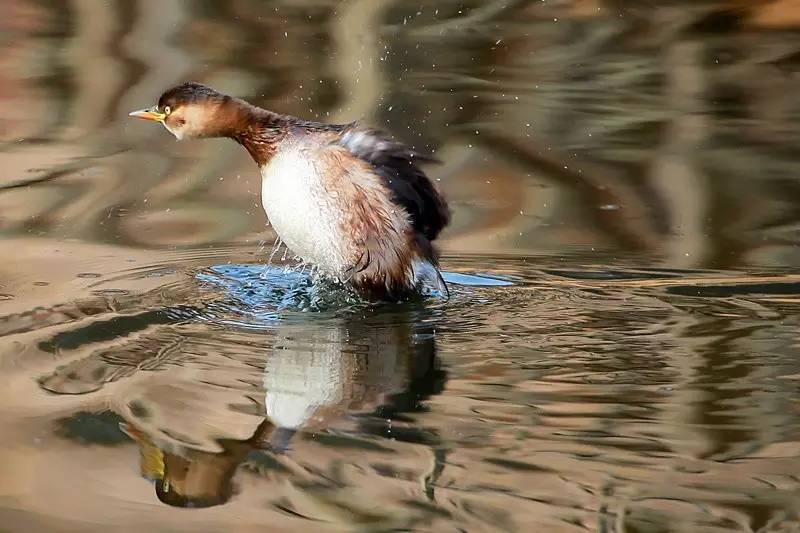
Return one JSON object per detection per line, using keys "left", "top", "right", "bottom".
{"left": 263, "top": 322, "right": 409, "bottom": 432}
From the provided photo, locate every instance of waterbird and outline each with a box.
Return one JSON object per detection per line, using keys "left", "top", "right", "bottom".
{"left": 130, "top": 82, "right": 450, "bottom": 300}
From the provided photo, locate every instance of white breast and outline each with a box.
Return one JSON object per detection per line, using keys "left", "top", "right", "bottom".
{"left": 260, "top": 145, "right": 350, "bottom": 275}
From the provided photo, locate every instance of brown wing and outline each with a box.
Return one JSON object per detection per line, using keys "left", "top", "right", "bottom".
{"left": 335, "top": 128, "right": 450, "bottom": 241}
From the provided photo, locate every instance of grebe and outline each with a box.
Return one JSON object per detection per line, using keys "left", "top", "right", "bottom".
{"left": 130, "top": 82, "right": 449, "bottom": 300}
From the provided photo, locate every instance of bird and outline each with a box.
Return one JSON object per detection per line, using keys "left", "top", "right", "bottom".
{"left": 129, "top": 82, "right": 450, "bottom": 301}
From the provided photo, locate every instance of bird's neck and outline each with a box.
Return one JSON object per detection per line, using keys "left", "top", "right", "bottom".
{"left": 215, "top": 98, "right": 293, "bottom": 166}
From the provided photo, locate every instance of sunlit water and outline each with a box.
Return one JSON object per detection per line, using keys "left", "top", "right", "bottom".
{"left": 3, "top": 1, "right": 800, "bottom": 532}
{"left": 4, "top": 251, "right": 800, "bottom": 531}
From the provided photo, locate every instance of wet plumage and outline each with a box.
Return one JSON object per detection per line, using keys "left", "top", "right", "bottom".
{"left": 130, "top": 82, "right": 450, "bottom": 300}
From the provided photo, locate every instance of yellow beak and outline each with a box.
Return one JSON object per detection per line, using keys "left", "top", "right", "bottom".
{"left": 129, "top": 106, "right": 166, "bottom": 122}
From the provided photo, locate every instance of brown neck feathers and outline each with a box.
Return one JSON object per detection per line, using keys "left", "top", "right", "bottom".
{"left": 213, "top": 97, "right": 290, "bottom": 166}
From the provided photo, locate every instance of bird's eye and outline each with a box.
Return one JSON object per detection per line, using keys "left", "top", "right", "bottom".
{"left": 163, "top": 106, "right": 171, "bottom": 115}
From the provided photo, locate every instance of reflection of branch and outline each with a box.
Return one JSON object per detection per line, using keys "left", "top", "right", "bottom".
{"left": 0, "top": 166, "right": 76, "bottom": 192}
{"left": 0, "top": 147, "right": 131, "bottom": 192}
{"left": 645, "top": 40, "right": 710, "bottom": 268}
{"left": 330, "top": 0, "right": 392, "bottom": 123}
{"left": 477, "top": 132, "right": 655, "bottom": 252}
{"left": 421, "top": 447, "right": 447, "bottom": 502}
{"left": 400, "top": 0, "right": 529, "bottom": 36}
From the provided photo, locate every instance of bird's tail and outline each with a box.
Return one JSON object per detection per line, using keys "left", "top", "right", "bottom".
{"left": 413, "top": 259, "right": 449, "bottom": 299}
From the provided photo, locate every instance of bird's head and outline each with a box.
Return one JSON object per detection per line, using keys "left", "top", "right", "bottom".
{"left": 129, "top": 82, "right": 235, "bottom": 140}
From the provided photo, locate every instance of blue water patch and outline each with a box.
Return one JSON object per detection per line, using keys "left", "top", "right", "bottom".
{"left": 195, "top": 264, "right": 515, "bottom": 323}
{"left": 196, "top": 264, "right": 367, "bottom": 317}
{"left": 441, "top": 271, "right": 516, "bottom": 287}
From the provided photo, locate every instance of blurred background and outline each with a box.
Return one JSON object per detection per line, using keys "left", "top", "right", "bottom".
{"left": 2, "top": 0, "right": 800, "bottom": 268}
{"left": 3, "top": 1, "right": 800, "bottom": 531}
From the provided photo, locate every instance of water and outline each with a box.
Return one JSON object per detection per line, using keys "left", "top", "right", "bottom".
{"left": 3, "top": 1, "right": 800, "bottom": 531}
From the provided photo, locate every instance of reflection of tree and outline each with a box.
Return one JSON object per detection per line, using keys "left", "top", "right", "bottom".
{"left": 2, "top": 1, "right": 800, "bottom": 265}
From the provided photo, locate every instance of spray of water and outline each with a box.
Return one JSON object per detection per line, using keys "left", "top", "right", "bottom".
{"left": 261, "top": 236, "right": 283, "bottom": 279}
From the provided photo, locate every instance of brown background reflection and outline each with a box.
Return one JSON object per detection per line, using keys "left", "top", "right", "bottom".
{"left": 2, "top": 1, "right": 800, "bottom": 531}
{"left": 2, "top": 1, "right": 800, "bottom": 267}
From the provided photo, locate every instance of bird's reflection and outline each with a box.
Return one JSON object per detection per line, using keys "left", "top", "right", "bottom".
{"left": 263, "top": 311, "right": 443, "bottom": 437}
{"left": 43, "top": 303, "right": 444, "bottom": 508}
{"left": 121, "top": 418, "right": 275, "bottom": 508}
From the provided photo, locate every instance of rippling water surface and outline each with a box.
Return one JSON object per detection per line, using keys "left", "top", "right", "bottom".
{"left": 3, "top": 1, "right": 800, "bottom": 531}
